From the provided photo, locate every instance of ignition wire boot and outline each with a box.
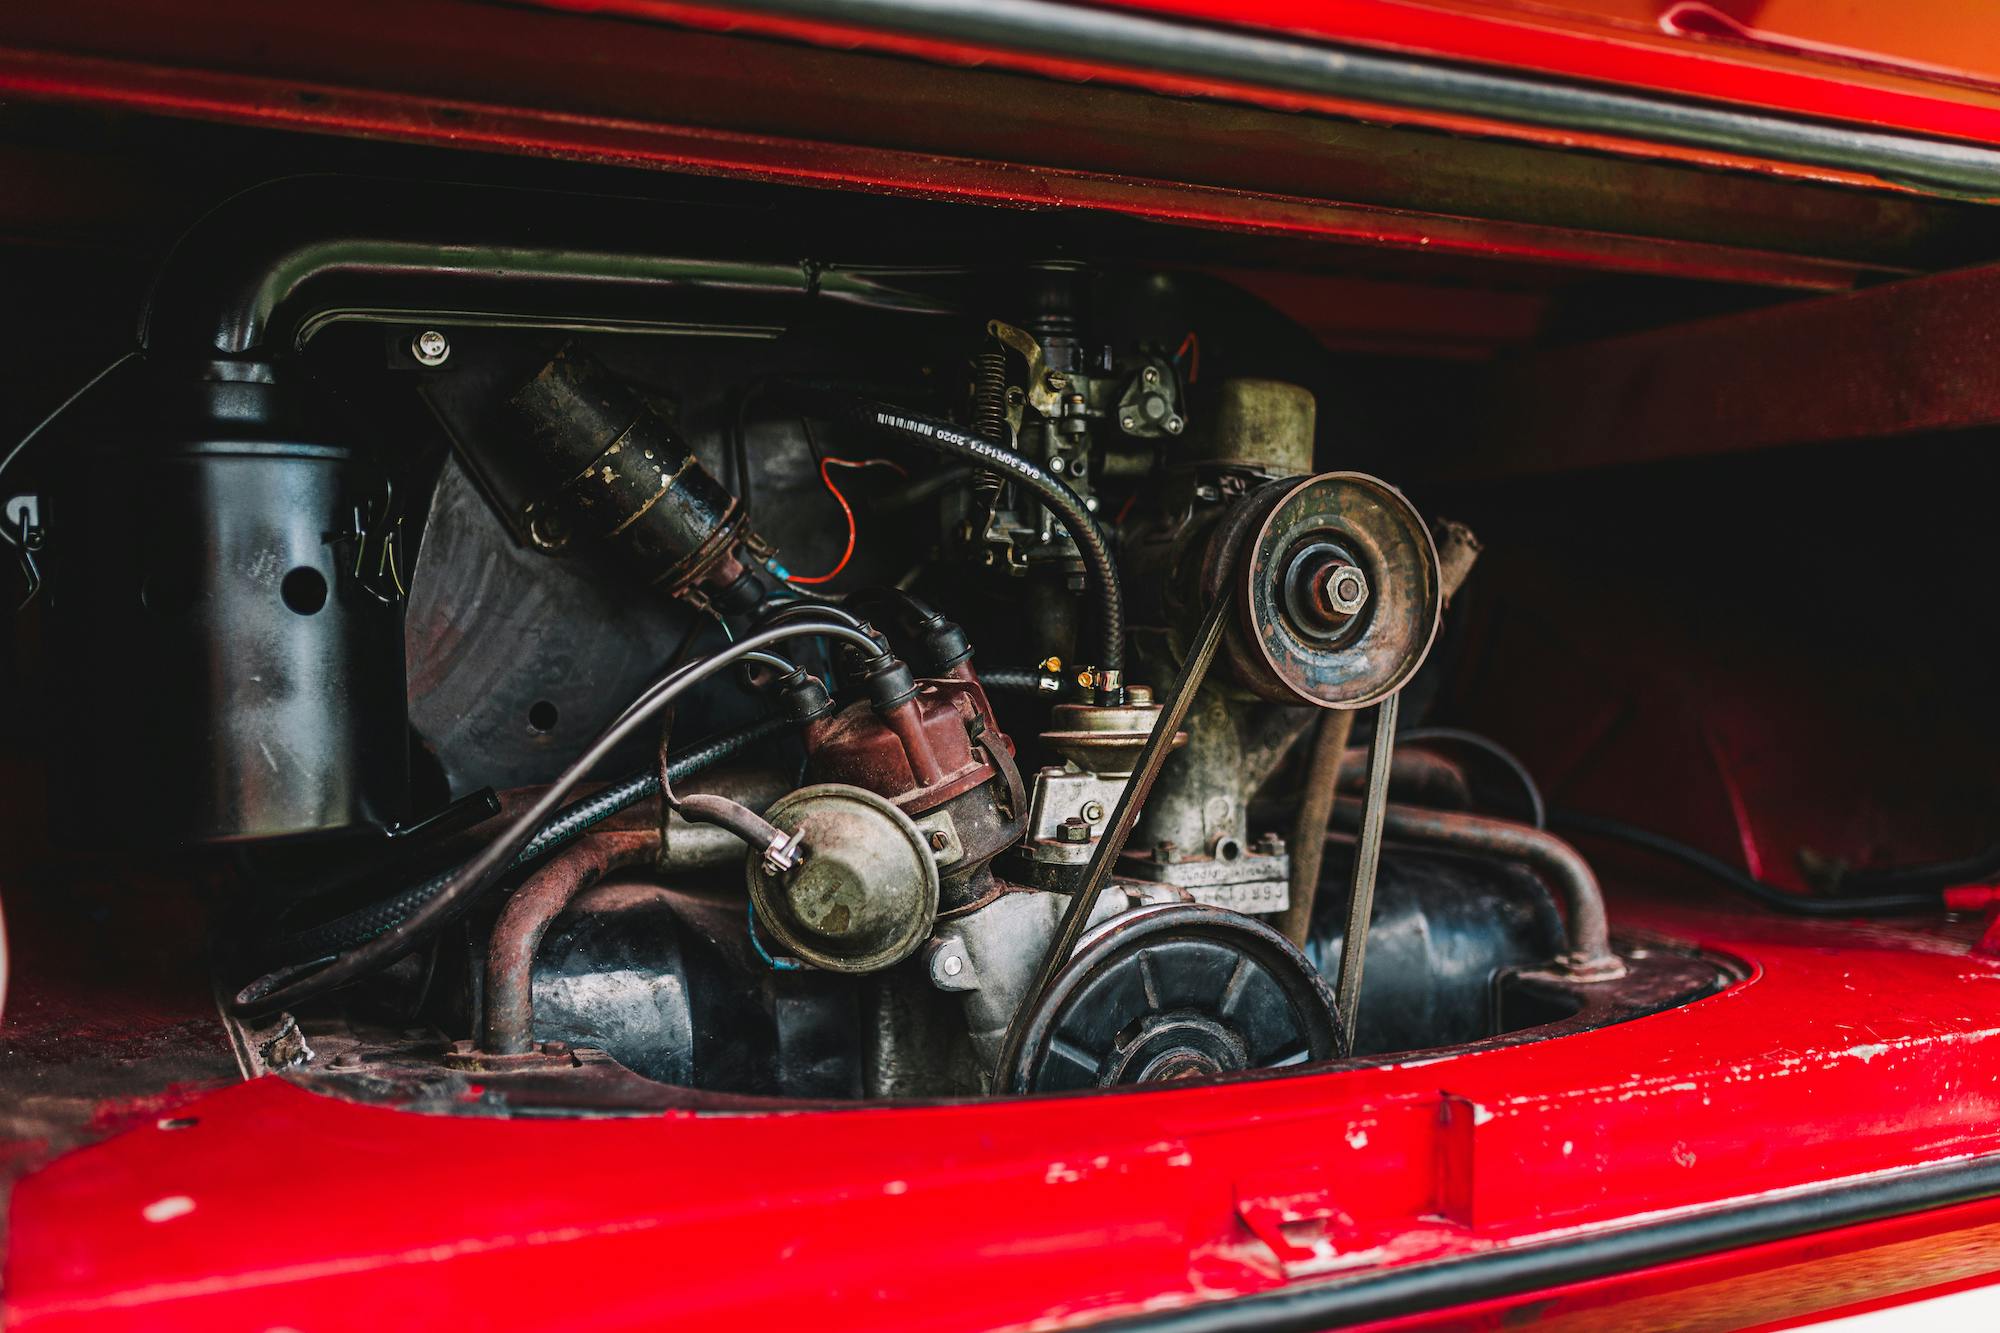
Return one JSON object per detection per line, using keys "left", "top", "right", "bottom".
{"left": 847, "top": 586, "right": 974, "bottom": 676}
{"left": 774, "top": 666, "right": 835, "bottom": 723}
{"left": 858, "top": 654, "right": 920, "bottom": 711}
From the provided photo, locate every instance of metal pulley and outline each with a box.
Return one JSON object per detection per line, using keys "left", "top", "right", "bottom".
{"left": 745, "top": 784, "right": 940, "bottom": 973}
{"left": 1204, "top": 471, "right": 1441, "bottom": 709}
{"left": 1003, "top": 904, "right": 1342, "bottom": 1093}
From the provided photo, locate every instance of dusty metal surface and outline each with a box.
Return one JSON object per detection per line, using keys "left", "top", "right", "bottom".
{"left": 482, "top": 828, "right": 662, "bottom": 1055}
{"left": 1215, "top": 472, "right": 1441, "bottom": 709}
{"left": 404, "top": 455, "right": 706, "bottom": 795}
{"left": 746, "top": 784, "right": 942, "bottom": 973}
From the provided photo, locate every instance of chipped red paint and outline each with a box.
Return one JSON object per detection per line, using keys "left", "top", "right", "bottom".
{"left": 6, "top": 889, "right": 2000, "bottom": 1329}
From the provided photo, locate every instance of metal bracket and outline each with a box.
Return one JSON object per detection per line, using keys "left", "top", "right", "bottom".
{"left": 914, "top": 810, "right": 966, "bottom": 868}
{"left": 993, "top": 579, "right": 1239, "bottom": 1084}
{"left": 987, "top": 320, "right": 1062, "bottom": 418}
{"left": 6, "top": 494, "right": 43, "bottom": 610}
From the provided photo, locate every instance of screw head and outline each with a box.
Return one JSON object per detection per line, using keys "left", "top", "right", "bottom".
{"left": 928, "top": 829, "right": 950, "bottom": 852}
{"left": 1142, "top": 366, "right": 1159, "bottom": 386}
{"left": 1120, "top": 415, "right": 1138, "bottom": 430}
{"left": 943, "top": 954, "right": 963, "bottom": 977}
{"left": 411, "top": 329, "right": 451, "bottom": 366}
{"left": 1164, "top": 415, "right": 1184, "bottom": 435}
{"left": 1081, "top": 800, "right": 1106, "bottom": 822}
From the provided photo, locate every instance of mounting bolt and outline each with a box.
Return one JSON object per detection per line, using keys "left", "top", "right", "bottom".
{"left": 1081, "top": 800, "right": 1106, "bottom": 822}
{"left": 1155, "top": 839, "right": 1182, "bottom": 864}
{"left": 1327, "top": 566, "right": 1368, "bottom": 613}
{"left": 1164, "top": 415, "right": 1184, "bottom": 435}
{"left": 1058, "top": 816, "right": 1093, "bottom": 844}
{"left": 1120, "top": 414, "right": 1138, "bottom": 430}
{"left": 926, "top": 937, "right": 977, "bottom": 991}
{"left": 411, "top": 329, "right": 451, "bottom": 367}
{"left": 1142, "top": 365, "right": 1159, "bottom": 386}
{"left": 928, "top": 829, "right": 951, "bottom": 852}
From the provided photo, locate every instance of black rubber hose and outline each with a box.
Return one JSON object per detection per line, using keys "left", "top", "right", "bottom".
{"left": 979, "top": 667, "right": 1064, "bottom": 694}
{"left": 237, "top": 622, "right": 883, "bottom": 1016}
{"left": 774, "top": 381, "right": 1125, "bottom": 695}
{"left": 1553, "top": 810, "right": 1945, "bottom": 917}
{"left": 1401, "top": 726, "right": 1546, "bottom": 830}
{"left": 268, "top": 717, "right": 788, "bottom": 963}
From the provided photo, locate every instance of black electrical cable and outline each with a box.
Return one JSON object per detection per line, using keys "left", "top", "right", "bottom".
{"left": 0, "top": 351, "right": 139, "bottom": 535}
{"left": 751, "top": 597, "right": 877, "bottom": 639}
{"left": 978, "top": 667, "right": 1064, "bottom": 695}
{"left": 1839, "top": 841, "right": 2000, "bottom": 894}
{"left": 1551, "top": 810, "right": 1945, "bottom": 917}
{"left": 844, "top": 584, "right": 943, "bottom": 625}
{"left": 1400, "top": 726, "right": 1546, "bottom": 830}
{"left": 773, "top": 380, "right": 1125, "bottom": 696}
{"left": 235, "top": 620, "right": 881, "bottom": 1015}
{"left": 268, "top": 716, "right": 790, "bottom": 963}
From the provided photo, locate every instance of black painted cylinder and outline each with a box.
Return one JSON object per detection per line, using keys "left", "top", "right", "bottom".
{"left": 507, "top": 349, "right": 748, "bottom": 599}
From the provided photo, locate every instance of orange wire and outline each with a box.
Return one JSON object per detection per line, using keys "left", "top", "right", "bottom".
{"left": 785, "top": 457, "right": 909, "bottom": 586}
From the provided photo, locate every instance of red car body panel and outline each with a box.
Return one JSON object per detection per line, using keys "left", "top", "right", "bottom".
{"left": 7, "top": 886, "right": 2000, "bottom": 1331}
{"left": 4, "top": 2, "right": 2000, "bottom": 1329}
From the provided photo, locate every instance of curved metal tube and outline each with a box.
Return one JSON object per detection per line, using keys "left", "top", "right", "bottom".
{"left": 1330, "top": 803, "right": 1625, "bottom": 981}
{"left": 141, "top": 177, "right": 956, "bottom": 359}
{"left": 482, "top": 828, "right": 662, "bottom": 1055}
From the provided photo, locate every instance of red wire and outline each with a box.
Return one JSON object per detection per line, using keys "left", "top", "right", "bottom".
{"left": 1175, "top": 331, "right": 1200, "bottom": 384}
{"left": 786, "top": 457, "right": 908, "bottom": 586}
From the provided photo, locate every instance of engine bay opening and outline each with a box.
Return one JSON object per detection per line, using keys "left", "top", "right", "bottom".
{"left": 4, "top": 158, "right": 1982, "bottom": 1117}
